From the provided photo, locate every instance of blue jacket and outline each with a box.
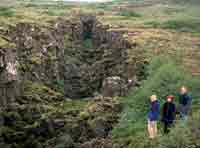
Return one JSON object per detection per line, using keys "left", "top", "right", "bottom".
{"left": 148, "top": 100, "right": 160, "bottom": 121}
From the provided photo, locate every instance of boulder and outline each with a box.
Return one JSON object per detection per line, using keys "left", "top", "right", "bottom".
{"left": 102, "top": 76, "right": 127, "bottom": 97}
{"left": 55, "top": 134, "right": 74, "bottom": 148}
{"left": 0, "top": 45, "right": 20, "bottom": 107}
{"left": 90, "top": 117, "right": 111, "bottom": 138}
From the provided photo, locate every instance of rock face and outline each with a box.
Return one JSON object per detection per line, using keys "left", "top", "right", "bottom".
{"left": 0, "top": 41, "right": 20, "bottom": 107}
{"left": 0, "top": 14, "right": 138, "bottom": 148}
{"left": 2, "top": 14, "right": 134, "bottom": 100}
{"left": 59, "top": 14, "right": 132, "bottom": 98}
{"left": 102, "top": 76, "right": 127, "bottom": 97}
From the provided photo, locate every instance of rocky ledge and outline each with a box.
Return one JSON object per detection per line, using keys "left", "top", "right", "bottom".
{"left": 0, "top": 14, "right": 145, "bottom": 148}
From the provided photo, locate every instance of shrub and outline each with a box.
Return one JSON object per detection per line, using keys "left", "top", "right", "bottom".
{"left": 22, "top": 81, "right": 64, "bottom": 103}
{"left": 53, "top": 80, "right": 65, "bottom": 94}
{"left": 159, "top": 112, "right": 200, "bottom": 148}
{"left": 0, "top": 7, "right": 15, "bottom": 17}
{"left": 112, "top": 55, "right": 200, "bottom": 147}
{"left": 118, "top": 10, "right": 142, "bottom": 18}
{"left": 144, "top": 21, "right": 161, "bottom": 28}
{"left": 144, "top": 19, "right": 200, "bottom": 35}
{"left": 161, "top": 19, "right": 200, "bottom": 33}
{"left": 83, "top": 39, "right": 93, "bottom": 49}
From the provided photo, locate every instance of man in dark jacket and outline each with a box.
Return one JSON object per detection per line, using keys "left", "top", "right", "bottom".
{"left": 162, "top": 95, "right": 176, "bottom": 134}
{"left": 178, "top": 86, "right": 192, "bottom": 120}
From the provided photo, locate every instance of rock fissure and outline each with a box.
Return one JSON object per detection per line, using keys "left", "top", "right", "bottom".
{"left": 0, "top": 14, "right": 140, "bottom": 148}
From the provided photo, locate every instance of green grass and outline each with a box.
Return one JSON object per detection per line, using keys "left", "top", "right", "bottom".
{"left": 112, "top": 55, "right": 200, "bottom": 147}
{"left": 161, "top": 19, "right": 200, "bottom": 33}
{"left": 144, "top": 19, "right": 200, "bottom": 35}
{"left": 118, "top": 10, "right": 142, "bottom": 18}
{"left": 0, "top": 7, "right": 15, "bottom": 17}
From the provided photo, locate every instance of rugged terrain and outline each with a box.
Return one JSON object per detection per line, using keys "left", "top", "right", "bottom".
{"left": 0, "top": 12, "right": 140, "bottom": 147}
{"left": 0, "top": 0, "right": 200, "bottom": 148}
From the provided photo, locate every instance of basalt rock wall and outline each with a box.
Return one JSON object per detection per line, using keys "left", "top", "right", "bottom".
{"left": 0, "top": 14, "right": 135, "bottom": 106}
{"left": 0, "top": 14, "right": 137, "bottom": 148}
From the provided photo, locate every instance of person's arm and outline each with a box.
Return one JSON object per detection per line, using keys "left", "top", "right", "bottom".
{"left": 172, "top": 104, "right": 176, "bottom": 119}
{"left": 177, "top": 93, "right": 182, "bottom": 104}
{"left": 185, "top": 94, "right": 192, "bottom": 112}
{"left": 161, "top": 103, "right": 166, "bottom": 121}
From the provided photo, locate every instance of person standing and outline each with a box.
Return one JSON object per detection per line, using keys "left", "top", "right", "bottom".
{"left": 161, "top": 95, "right": 176, "bottom": 134}
{"left": 178, "top": 86, "right": 192, "bottom": 120}
{"left": 147, "top": 95, "right": 160, "bottom": 139}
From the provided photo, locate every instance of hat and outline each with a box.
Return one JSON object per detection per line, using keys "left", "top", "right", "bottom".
{"left": 166, "top": 95, "right": 174, "bottom": 101}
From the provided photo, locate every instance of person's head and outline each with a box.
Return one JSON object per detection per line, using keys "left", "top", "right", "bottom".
{"left": 166, "top": 95, "right": 174, "bottom": 102}
{"left": 150, "top": 95, "right": 157, "bottom": 102}
{"left": 180, "top": 86, "right": 188, "bottom": 95}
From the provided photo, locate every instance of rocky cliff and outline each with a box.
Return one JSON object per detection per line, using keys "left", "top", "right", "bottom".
{"left": 0, "top": 14, "right": 138, "bottom": 148}
{"left": 1, "top": 14, "right": 134, "bottom": 102}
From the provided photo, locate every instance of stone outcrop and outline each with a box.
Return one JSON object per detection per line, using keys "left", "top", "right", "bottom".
{"left": 0, "top": 14, "right": 138, "bottom": 148}
{"left": 58, "top": 14, "right": 133, "bottom": 98}
{"left": 3, "top": 14, "right": 134, "bottom": 100}
{"left": 0, "top": 39, "right": 20, "bottom": 107}
{"left": 43, "top": 96, "right": 122, "bottom": 148}
{"left": 102, "top": 76, "right": 128, "bottom": 97}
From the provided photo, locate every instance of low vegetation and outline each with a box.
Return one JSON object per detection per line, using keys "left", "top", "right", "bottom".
{"left": 0, "top": 7, "right": 15, "bottom": 17}
{"left": 112, "top": 55, "right": 200, "bottom": 147}
{"left": 118, "top": 10, "right": 142, "bottom": 18}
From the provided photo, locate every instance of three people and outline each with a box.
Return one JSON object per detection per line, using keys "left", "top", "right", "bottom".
{"left": 147, "top": 86, "right": 192, "bottom": 138}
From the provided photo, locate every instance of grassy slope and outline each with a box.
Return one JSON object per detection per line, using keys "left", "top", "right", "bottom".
{"left": 112, "top": 56, "right": 200, "bottom": 147}
{"left": 106, "top": 0, "right": 200, "bottom": 147}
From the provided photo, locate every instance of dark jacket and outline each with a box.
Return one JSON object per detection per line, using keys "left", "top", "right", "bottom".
{"left": 162, "top": 102, "right": 176, "bottom": 124}
{"left": 148, "top": 100, "right": 160, "bottom": 121}
{"left": 179, "top": 93, "right": 192, "bottom": 106}
{"left": 178, "top": 93, "right": 192, "bottom": 115}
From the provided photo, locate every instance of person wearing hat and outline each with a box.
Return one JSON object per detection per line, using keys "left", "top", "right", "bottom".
{"left": 161, "top": 95, "right": 176, "bottom": 134}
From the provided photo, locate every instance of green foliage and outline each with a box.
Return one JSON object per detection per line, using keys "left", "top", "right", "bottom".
{"left": 61, "top": 100, "right": 88, "bottom": 112}
{"left": 0, "top": 7, "right": 15, "bottom": 17}
{"left": 163, "top": 7, "right": 185, "bottom": 15}
{"left": 112, "top": 55, "right": 200, "bottom": 147}
{"left": 22, "top": 81, "right": 64, "bottom": 103}
{"left": 159, "top": 112, "right": 200, "bottom": 148}
{"left": 53, "top": 80, "right": 65, "bottom": 94}
{"left": 83, "top": 39, "right": 93, "bottom": 49}
{"left": 161, "top": 19, "right": 200, "bottom": 33}
{"left": 144, "top": 19, "right": 200, "bottom": 34}
{"left": 94, "top": 3, "right": 112, "bottom": 11}
{"left": 144, "top": 21, "right": 161, "bottom": 28}
{"left": 168, "top": 0, "right": 200, "bottom": 5}
{"left": 55, "top": 134, "right": 74, "bottom": 148}
{"left": 118, "top": 10, "right": 142, "bottom": 18}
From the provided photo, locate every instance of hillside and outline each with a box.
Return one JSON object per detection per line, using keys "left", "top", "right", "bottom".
{"left": 0, "top": 0, "right": 200, "bottom": 148}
